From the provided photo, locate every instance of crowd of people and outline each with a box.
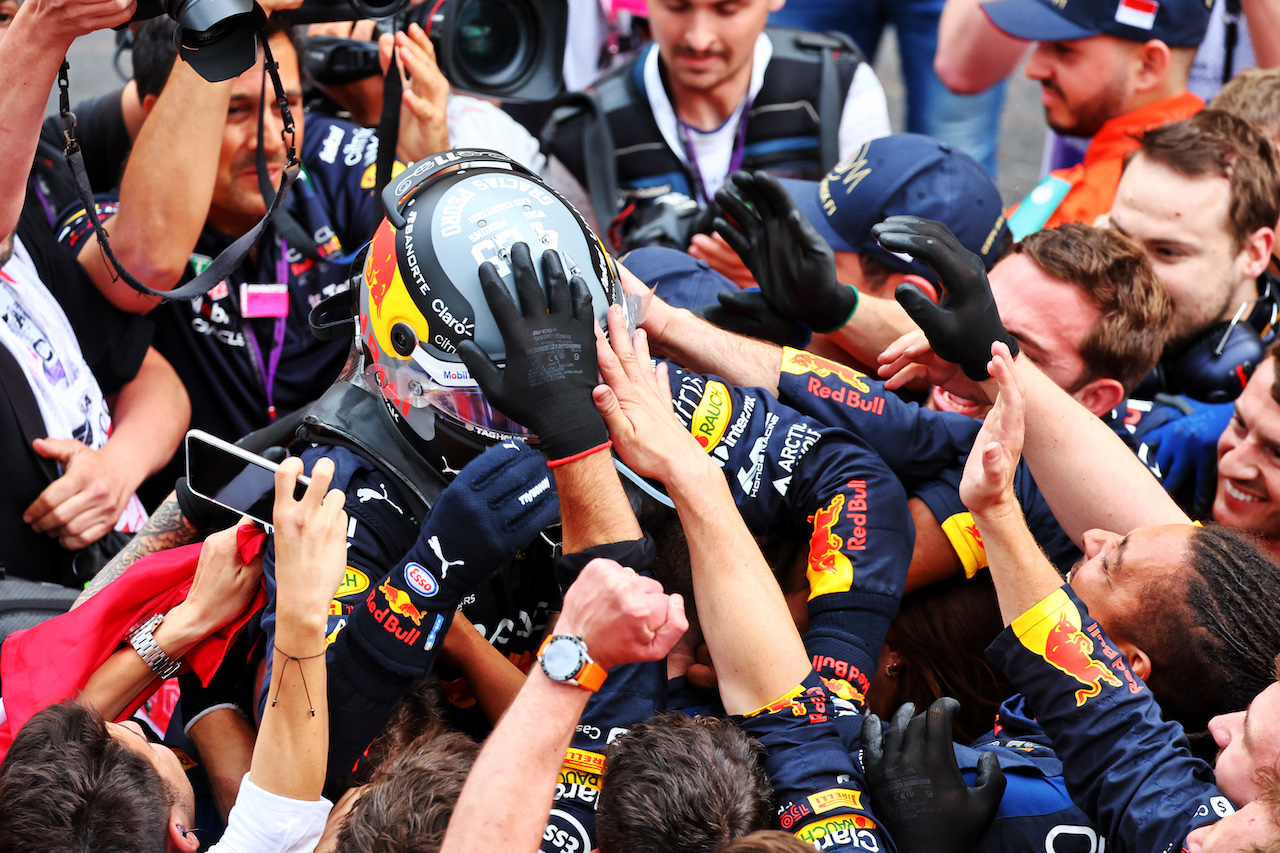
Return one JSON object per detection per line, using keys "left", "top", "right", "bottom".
{"left": 2, "top": 0, "right": 1280, "bottom": 850}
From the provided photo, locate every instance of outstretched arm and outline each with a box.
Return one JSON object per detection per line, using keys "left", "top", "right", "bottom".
{"left": 249, "top": 456, "right": 348, "bottom": 800}
{"left": 0, "top": 0, "right": 135, "bottom": 238}
{"left": 957, "top": 344, "right": 1067, "bottom": 625}
{"left": 75, "top": 56, "right": 234, "bottom": 311}
{"left": 440, "top": 559, "right": 686, "bottom": 853}
{"left": 935, "top": 0, "right": 1029, "bottom": 94}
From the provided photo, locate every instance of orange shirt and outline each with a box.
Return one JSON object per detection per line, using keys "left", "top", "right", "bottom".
{"left": 1010, "top": 91, "right": 1203, "bottom": 237}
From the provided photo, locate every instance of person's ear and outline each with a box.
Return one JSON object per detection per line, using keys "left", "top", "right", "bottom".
{"left": 768, "top": 0, "right": 787, "bottom": 12}
{"left": 169, "top": 820, "right": 200, "bottom": 853}
{"left": 1115, "top": 638, "right": 1151, "bottom": 682}
{"left": 1070, "top": 377, "right": 1126, "bottom": 418}
{"left": 1239, "top": 227, "right": 1275, "bottom": 281}
{"left": 142, "top": 93, "right": 160, "bottom": 116}
{"left": 1133, "top": 40, "right": 1172, "bottom": 93}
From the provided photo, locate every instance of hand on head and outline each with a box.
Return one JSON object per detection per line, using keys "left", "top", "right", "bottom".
{"left": 592, "top": 303, "right": 707, "bottom": 485}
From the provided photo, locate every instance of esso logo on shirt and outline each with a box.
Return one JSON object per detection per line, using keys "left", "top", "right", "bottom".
{"left": 404, "top": 562, "right": 439, "bottom": 597}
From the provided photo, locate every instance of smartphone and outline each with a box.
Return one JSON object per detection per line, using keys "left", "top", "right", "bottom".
{"left": 185, "top": 429, "right": 310, "bottom": 527}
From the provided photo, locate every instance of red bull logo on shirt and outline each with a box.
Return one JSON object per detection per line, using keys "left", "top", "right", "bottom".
{"left": 780, "top": 348, "right": 872, "bottom": 393}
{"left": 808, "top": 494, "right": 855, "bottom": 598}
{"left": 1014, "top": 588, "right": 1121, "bottom": 706}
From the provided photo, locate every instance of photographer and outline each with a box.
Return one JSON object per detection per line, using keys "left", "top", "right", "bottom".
{"left": 302, "top": 19, "right": 597, "bottom": 224}
{"left": 55, "top": 11, "right": 453, "bottom": 500}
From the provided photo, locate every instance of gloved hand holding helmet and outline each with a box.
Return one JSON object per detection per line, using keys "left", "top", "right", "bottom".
{"left": 357, "top": 149, "right": 624, "bottom": 467}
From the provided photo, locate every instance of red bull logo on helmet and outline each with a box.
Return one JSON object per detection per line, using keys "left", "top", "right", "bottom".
{"left": 1014, "top": 589, "right": 1122, "bottom": 706}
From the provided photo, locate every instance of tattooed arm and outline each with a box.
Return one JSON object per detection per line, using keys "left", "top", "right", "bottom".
{"left": 72, "top": 493, "right": 200, "bottom": 608}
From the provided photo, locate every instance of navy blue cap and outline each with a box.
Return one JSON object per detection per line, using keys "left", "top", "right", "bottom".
{"left": 981, "top": 0, "right": 1212, "bottom": 48}
{"left": 778, "top": 134, "right": 1009, "bottom": 284}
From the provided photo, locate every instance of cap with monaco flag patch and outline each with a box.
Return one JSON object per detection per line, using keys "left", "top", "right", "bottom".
{"left": 979, "top": 0, "right": 1211, "bottom": 47}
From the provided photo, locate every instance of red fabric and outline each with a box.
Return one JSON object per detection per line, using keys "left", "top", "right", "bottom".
{"left": 0, "top": 526, "right": 268, "bottom": 758}
{"left": 1040, "top": 91, "right": 1203, "bottom": 231}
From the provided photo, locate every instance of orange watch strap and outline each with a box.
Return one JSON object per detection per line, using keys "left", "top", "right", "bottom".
{"left": 577, "top": 660, "right": 608, "bottom": 691}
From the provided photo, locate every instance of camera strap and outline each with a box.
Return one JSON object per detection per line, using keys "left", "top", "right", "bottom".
{"left": 57, "top": 33, "right": 301, "bottom": 302}
{"left": 254, "top": 64, "right": 325, "bottom": 264}
{"left": 375, "top": 53, "right": 403, "bottom": 197}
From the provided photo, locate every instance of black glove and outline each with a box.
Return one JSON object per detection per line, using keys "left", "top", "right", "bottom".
{"left": 692, "top": 289, "right": 802, "bottom": 346}
{"left": 862, "top": 698, "right": 1006, "bottom": 853}
{"left": 871, "top": 215, "right": 1018, "bottom": 381}
{"left": 713, "top": 170, "right": 857, "bottom": 333}
{"left": 458, "top": 242, "right": 609, "bottom": 464}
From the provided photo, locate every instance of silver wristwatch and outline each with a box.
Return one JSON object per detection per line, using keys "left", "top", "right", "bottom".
{"left": 126, "top": 613, "right": 182, "bottom": 680}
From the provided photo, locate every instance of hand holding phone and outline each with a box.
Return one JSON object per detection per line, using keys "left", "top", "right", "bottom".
{"left": 185, "top": 430, "right": 310, "bottom": 528}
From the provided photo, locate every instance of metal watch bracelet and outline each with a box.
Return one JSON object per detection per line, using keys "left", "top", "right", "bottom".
{"left": 126, "top": 613, "right": 182, "bottom": 680}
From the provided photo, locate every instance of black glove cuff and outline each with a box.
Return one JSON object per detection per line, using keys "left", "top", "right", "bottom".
{"left": 807, "top": 285, "right": 860, "bottom": 334}
{"left": 532, "top": 393, "right": 611, "bottom": 463}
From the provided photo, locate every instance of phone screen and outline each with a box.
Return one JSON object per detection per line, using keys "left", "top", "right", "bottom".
{"left": 186, "top": 432, "right": 309, "bottom": 527}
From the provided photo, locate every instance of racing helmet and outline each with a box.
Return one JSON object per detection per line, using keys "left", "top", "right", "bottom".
{"left": 359, "top": 149, "right": 622, "bottom": 460}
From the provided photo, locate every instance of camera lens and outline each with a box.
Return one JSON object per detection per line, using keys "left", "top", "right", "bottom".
{"left": 454, "top": 0, "right": 535, "bottom": 86}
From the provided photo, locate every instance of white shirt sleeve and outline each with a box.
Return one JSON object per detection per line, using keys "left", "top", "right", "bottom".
{"left": 208, "top": 775, "right": 333, "bottom": 853}
{"left": 445, "top": 95, "right": 548, "bottom": 174}
{"left": 837, "top": 62, "right": 893, "bottom": 157}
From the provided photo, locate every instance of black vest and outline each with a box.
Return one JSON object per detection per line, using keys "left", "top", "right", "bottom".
{"left": 593, "top": 27, "right": 865, "bottom": 203}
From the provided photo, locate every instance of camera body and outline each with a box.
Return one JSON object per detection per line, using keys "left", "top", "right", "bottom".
{"left": 304, "top": 0, "right": 567, "bottom": 101}
{"left": 132, "top": 0, "right": 411, "bottom": 82}
{"left": 422, "top": 0, "right": 567, "bottom": 102}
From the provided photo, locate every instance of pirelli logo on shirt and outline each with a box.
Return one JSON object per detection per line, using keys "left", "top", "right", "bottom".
{"left": 690, "top": 380, "right": 732, "bottom": 451}
{"left": 557, "top": 748, "right": 605, "bottom": 804}
{"left": 808, "top": 788, "right": 863, "bottom": 814}
{"left": 940, "top": 512, "right": 988, "bottom": 578}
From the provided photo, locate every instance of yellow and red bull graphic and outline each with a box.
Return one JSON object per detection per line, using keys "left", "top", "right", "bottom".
{"left": 690, "top": 380, "right": 732, "bottom": 451}
{"left": 780, "top": 348, "right": 885, "bottom": 415}
{"left": 1013, "top": 589, "right": 1122, "bottom": 706}
{"left": 807, "top": 480, "right": 870, "bottom": 598}
{"left": 746, "top": 682, "right": 830, "bottom": 726}
{"left": 940, "top": 512, "right": 989, "bottom": 578}
{"left": 366, "top": 581, "right": 439, "bottom": 648}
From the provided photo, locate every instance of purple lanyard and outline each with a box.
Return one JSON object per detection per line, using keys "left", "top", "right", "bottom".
{"left": 241, "top": 238, "right": 289, "bottom": 421}
{"left": 677, "top": 95, "right": 753, "bottom": 206}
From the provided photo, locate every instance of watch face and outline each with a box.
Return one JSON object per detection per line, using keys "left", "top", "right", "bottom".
{"left": 542, "top": 637, "right": 584, "bottom": 681}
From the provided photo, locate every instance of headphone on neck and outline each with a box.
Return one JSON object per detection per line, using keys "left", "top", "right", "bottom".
{"left": 1156, "top": 273, "right": 1278, "bottom": 404}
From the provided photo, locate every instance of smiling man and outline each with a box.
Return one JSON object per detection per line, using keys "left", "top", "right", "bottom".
{"left": 1106, "top": 109, "right": 1279, "bottom": 346}
{"left": 977, "top": 0, "right": 1210, "bottom": 238}
{"left": 546, "top": 0, "right": 891, "bottom": 252}
{"left": 1212, "top": 351, "right": 1280, "bottom": 564}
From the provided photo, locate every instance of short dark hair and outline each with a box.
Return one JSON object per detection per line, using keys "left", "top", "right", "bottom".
{"left": 720, "top": 830, "right": 816, "bottom": 853}
{"left": 0, "top": 703, "right": 171, "bottom": 853}
{"left": 133, "top": 16, "right": 304, "bottom": 101}
{"left": 597, "top": 712, "right": 771, "bottom": 853}
{"left": 1134, "top": 109, "right": 1280, "bottom": 254}
{"left": 1109, "top": 526, "right": 1280, "bottom": 734}
{"left": 1013, "top": 223, "right": 1172, "bottom": 395}
{"left": 334, "top": 730, "right": 478, "bottom": 853}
